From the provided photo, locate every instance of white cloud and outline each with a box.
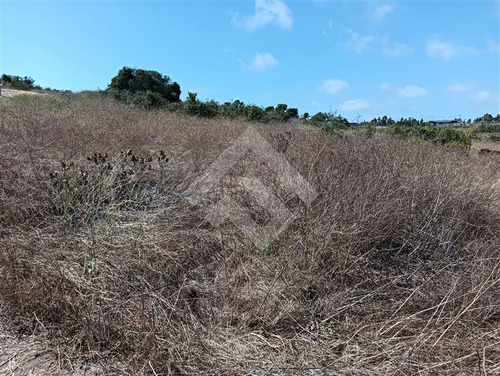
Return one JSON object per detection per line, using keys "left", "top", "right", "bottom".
{"left": 470, "top": 90, "right": 499, "bottom": 103}
{"left": 426, "top": 34, "right": 475, "bottom": 60}
{"left": 345, "top": 30, "right": 413, "bottom": 57}
{"left": 397, "top": 85, "right": 429, "bottom": 98}
{"left": 371, "top": 3, "right": 397, "bottom": 21}
{"left": 488, "top": 40, "right": 500, "bottom": 54}
{"left": 382, "top": 42, "right": 414, "bottom": 57}
{"left": 318, "top": 79, "right": 349, "bottom": 95}
{"left": 472, "top": 91, "right": 491, "bottom": 101}
{"left": 249, "top": 52, "right": 279, "bottom": 71}
{"left": 339, "top": 98, "right": 371, "bottom": 111}
{"left": 447, "top": 83, "right": 473, "bottom": 92}
{"left": 346, "top": 29, "right": 375, "bottom": 53}
{"left": 379, "top": 82, "right": 392, "bottom": 91}
{"left": 234, "top": 0, "right": 293, "bottom": 31}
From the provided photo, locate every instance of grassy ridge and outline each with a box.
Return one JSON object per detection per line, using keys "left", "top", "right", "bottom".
{"left": 1, "top": 94, "right": 500, "bottom": 375}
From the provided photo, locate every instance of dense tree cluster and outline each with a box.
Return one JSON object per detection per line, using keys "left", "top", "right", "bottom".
{"left": 307, "top": 111, "right": 349, "bottom": 132}
{"left": 370, "top": 116, "right": 427, "bottom": 127}
{"left": 106, "top": 67, "right": 181, "bottom": 109}
{"left": 166, "top": 93, "right": 300, "bottom": 123}
{"left": 1, "top": 74, "right": 41, "bottom": 91}
{"left": 104, "top": 67, "right": 300, "bottom": 122}
{"left": 474, "top": 113, "right": 500, "bottom": 123}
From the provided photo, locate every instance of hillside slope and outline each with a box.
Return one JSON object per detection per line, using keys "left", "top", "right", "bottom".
{"left": 1, "top": 94, "right": 500, "bottom": 375}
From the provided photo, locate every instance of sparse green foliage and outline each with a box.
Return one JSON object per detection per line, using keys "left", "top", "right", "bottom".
{"left": 370, "top": 115, "right": 396, "bottom": 126}
{"left": 363, "top": 122, "right": 376, "bottom": 136}
{"left": 464, "top": 125, "right": 479, "bottom": 140}
{"left": 309, "top": 111, "right": 349, "bottom": 132}
{"left": 479, "top": 123, "right": 500, "bottom": 132}
{"left": 387, "top": 123, "right": 473, "bottom": 149}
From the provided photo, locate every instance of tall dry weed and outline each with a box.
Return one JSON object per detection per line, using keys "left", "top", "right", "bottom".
{"left": 1, "top": 94, "right": 499, "bottom": 375}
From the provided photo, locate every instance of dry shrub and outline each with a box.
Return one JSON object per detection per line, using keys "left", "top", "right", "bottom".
{"left": 1, "top": 94, "right": 500, "bottom": 375}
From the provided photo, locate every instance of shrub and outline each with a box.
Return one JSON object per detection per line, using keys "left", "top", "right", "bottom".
{"left": 48, "top": 151, "right": 168, "bottom": 226}
{"left": 106, "top": 67, "right": 181, "bottom": 109}
{"left": 286, "top": 107, "right": 299, "bottom": 119}
{"left": 309, "top": 111, "right": 349, "bottom": 132}
{"left": 388, "top": 123, "right": 473, "bottom": 149}
{"left": 1, "top": 74, "right": 41, "bottom": 91}
{"left": 479, "top": 123, "right": 500, "bottom": 133}
{"left": 245, "top": 105, "right": 266, "bottom": 122}
{"left": 363, "top": 121, "right": 376, "bottom": 136}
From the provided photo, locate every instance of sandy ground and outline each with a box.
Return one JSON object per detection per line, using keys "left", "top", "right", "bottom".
{"left": 0, "top": 88, "right": 48, "bottom": 99}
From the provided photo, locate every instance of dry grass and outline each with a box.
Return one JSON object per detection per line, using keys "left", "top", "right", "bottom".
{"left": 472, "top": 132, "right": 500, "bottom": 153}
{"left": 1, "top": 93, "right": 500, "bottom": 375}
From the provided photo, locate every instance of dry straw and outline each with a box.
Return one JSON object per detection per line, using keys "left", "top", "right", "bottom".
{"left": 1, "top": 94, "right": 500, "bottom": 375}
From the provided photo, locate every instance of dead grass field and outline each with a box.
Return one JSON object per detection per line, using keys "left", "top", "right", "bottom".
{"left": 472, "top": 132, "right": 500, "bottom": 153}
{"left": 1, "top": 94, "right": 500, "bottom": 375}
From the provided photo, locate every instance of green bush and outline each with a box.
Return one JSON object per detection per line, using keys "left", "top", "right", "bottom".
{"left": 129, "top": 90, "right": 167, "bottom": 110}
{"left": 363, "top": 122, "right": 376, "bottom": 136}
{"left": 245, "top": 105, "right": 266, "bottom": 122}
{"left": 309, "top": 111, "right": 349, "bottom": 133}
{"left": 387, "top": 123, "right": 472, "bottom": 149}
{"left": 479, "top": 124, "right": 500, "bottom": 133}
{"left": 1, "top": 74, "right": 41, "bottom": 91}
{"left": 105, "top": 67, "right": 181, "bottom": 109}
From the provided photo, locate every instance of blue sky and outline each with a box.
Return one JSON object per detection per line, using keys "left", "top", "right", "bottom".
{"left": 1, "top": 0, "right": 499, "bottom": 121}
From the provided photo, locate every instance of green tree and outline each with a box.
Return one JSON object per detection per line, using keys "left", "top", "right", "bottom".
{"left": 107, "top": 67, "right": 181, "bottom": 107}
{"left": 482, "top": 113, "right": 493, "bottom": 122}
{"left": 311, "top": 112, "right": 328, "bottom": 123}
{"left": 1, "top": 74, "right": 40, "bottom": 91}
{"left": 183, "top": 92, "right": 217, "bottom": 117}
{"left": 286, "top": 108, "right": 299, "bottom": 119}
{"left": 245, "top": 105, "right": 266, "bottom": 122}
{"left": 310, "top": 111, "right": 349, "bottom": 132}
{"left": 276, "top": 104, "right": 288, "bottom": 113}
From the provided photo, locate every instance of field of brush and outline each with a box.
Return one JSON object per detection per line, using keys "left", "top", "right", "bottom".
{"left": 1, "top": 93, "right": 500, "bottom": 375}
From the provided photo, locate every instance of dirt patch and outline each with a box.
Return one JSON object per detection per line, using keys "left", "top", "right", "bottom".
{"left": 0, "top": 331, "right": 126, "bottom": 375}
{"left": 0, "top": 332, "right": 64, "bottom": 376}
{"left": 0, "top": 89, "right": 48, "bottom": 99}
